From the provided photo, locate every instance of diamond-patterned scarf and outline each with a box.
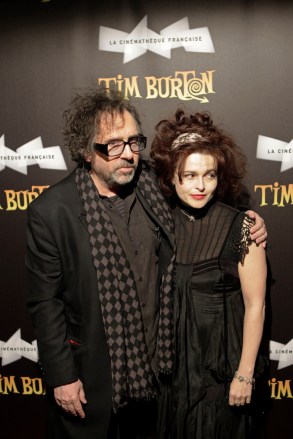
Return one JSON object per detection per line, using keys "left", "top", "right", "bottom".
{"left": 75, "top": 165, "right": 174, "bottom": 412}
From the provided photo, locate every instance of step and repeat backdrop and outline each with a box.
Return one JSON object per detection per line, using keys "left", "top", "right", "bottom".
{"left": 0, "top": 0, "right": 292, "bottom": 437}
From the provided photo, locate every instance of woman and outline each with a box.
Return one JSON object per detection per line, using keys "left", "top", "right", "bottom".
{"left": 150, "top": 110, "right": 267, "bottom": 438}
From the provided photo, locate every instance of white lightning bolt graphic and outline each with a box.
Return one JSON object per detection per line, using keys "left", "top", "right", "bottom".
{"left": 0, "top": 135, "right": 67, "bottom": 174}
{"left": 269, "top": 338, "right": 293, "bottom": 370}
{"left": 257, "top": 135, "right": 293, "bottom": 172}
{"left": 0, "top": 329, "right": 38, "bottom": 366}
{"left": 99, "top": 16, "right": 215, "bottom": 63}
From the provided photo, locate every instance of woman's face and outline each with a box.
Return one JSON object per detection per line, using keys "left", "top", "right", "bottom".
{"left": 172, "top": 153, "right": 218, "bottom": 209}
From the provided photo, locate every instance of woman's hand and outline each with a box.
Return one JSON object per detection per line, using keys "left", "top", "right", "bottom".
{"left": 229, "top": 376, "right": 253, "bottom": 406}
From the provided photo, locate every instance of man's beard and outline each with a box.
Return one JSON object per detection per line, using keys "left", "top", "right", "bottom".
{"left": 103, "top": 160, "right": 137, "bottom": 189}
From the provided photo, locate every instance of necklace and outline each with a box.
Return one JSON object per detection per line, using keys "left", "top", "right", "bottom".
{"left": 180, "top": 208, "right": 197, "bottom": 221}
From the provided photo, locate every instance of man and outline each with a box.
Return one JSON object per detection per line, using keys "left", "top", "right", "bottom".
{"left": 26, "top": 87, "right": 266, "bottom": 438}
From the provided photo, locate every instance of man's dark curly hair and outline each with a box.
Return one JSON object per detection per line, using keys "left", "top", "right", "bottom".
{"left": 63, "top": 86, "right": 142, "bottom": 165}
{"left": 150, "top": 109, "right": 248, "bottom": 206}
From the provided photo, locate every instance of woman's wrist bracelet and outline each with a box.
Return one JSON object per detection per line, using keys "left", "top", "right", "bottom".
{"left": 234, "top": 370, "right": 255, "bottom": 389}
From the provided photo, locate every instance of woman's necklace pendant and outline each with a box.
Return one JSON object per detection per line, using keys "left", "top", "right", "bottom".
{"left": 180, "top": 209, "right": 196, "bottom": 221}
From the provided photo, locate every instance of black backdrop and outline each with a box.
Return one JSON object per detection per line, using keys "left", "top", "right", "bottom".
{"left": 0, "top": 0, "right": 292, "bottom": 437}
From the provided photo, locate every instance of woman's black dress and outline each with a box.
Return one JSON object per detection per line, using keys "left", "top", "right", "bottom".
{"left": 168, "top": 200, "right": 265, "bottom": 439}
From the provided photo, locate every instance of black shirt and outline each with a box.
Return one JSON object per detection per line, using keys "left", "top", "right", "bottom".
{"left": 100, "top": 186, "right": 160, "bottom": 372}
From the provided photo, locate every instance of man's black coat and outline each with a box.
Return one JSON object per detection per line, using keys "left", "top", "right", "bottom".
{"left": 26, "top": 168, "right": 174, "bottom": 438}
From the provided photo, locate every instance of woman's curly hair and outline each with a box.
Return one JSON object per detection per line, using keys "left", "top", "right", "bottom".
{"left": 63, "top": 86, "right": 142, "bottom": 165}
{"left": 150, "top": 109, "right": 248, "bottom": 206}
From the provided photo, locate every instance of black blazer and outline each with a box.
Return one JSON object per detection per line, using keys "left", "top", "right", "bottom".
{"left": 26, "top": 170, "right": 174, "bottom": 438}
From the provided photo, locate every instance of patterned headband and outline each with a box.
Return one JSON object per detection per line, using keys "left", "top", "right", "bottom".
{"left": 171, "top": 132, "right": 202, "bottom": 149}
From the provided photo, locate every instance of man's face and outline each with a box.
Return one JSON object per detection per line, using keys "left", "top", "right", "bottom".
{"left": 87, "top": 110, "right": 140, "bottom": 196}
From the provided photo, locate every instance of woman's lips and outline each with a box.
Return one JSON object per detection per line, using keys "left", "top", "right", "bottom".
{"left": 190, "top": 194, "right": 206, "bottom": 200}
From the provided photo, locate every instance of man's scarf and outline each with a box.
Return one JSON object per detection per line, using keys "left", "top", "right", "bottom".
{"left": 75, "top": 164, "right": 174, "bottom": 411}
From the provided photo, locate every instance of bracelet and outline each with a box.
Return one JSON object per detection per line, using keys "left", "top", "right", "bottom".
{"left": 234, "top": 370, "right": 255, "bottom": 389}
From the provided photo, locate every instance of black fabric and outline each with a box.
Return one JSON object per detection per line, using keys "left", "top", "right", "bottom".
{"left": 101, "top": 185, "right": 161, "bottom": 370}
{"left": 27, "top": 167, "right": 176, "bottom": 438}
{"left": 75, "top": 164, "right": 175, "bottom": 412}
{"left": 136, "top": 164, "right": 176, "bottom": 373}
{"left": 166, "top": 202, "right": 266, "bottom": 439}
{"left": 75, "top": 167, "right": 156, "bottom": 411}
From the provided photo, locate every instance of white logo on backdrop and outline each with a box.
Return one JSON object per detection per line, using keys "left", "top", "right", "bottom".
{"left": 0, "top": 135, "right": 67, "bottom": 175}
{"left": 0, "top": 329, "right": 38, "bottom": 366}
{"left": 99, "top": 16, "right": 215, "bottom": 63}
{"left": 270, "top": 338, "right": 293, "bottom": 370}
{"left": 257, "top": 135, "right": 293, "bottom": 172}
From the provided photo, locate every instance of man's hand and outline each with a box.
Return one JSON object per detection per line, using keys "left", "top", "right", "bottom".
{"left": 54, "top": 379, "right": 87, "bottom": 418}
{"left": 246, "top": 210, "right": 267, "bottom": 248}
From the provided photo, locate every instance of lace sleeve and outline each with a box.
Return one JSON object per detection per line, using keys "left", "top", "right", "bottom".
{"left": 220, "top": 212, "right": 254, "bottom": 276}
{"left": 238, "top": 214, "right": 255, "bottom": 265}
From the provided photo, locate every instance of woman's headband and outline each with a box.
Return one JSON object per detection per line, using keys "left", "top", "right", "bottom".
{"left": 171, "top": 132, "right": 202, "bottom": 149}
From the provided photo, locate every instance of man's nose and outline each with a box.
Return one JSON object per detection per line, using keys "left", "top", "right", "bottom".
{"left": 120, "top": 143, "right": 134, "bottom": 160}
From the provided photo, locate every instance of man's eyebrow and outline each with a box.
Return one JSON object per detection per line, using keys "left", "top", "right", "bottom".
{"left": 102, "top": 133, "right": 141, "bottom": 143}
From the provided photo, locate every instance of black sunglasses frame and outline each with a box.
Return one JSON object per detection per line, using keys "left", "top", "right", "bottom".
{"left": 93, "top": 135, "right": 147, "bottom": 157}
